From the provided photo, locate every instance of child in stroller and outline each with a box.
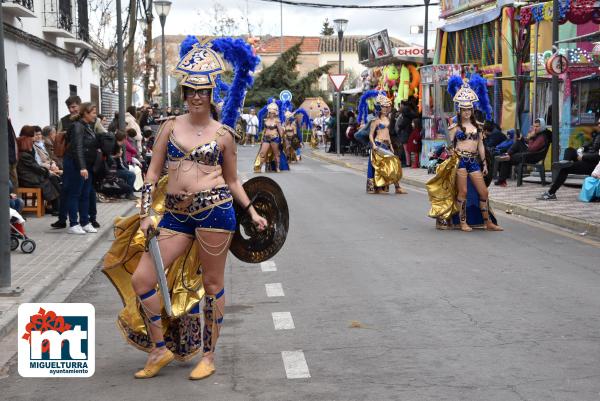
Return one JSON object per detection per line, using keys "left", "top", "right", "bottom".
{"left": 10, "top": 208, "right": 36, "bottom": 253}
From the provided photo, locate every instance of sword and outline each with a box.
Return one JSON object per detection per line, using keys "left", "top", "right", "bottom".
{"left": 144, "top": 226, "right": 173, "bottom": 317}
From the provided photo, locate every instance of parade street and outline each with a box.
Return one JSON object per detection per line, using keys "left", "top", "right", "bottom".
{"left": 3, "top": 146, "right": 600, "bottom": 401}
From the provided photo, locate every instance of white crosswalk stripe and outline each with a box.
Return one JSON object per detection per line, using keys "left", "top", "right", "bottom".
{"left": 272, "top": 312, "right": 295, "bottom": 330}
{"left": 281, "top": 351, "right": 311, "bottom": 379}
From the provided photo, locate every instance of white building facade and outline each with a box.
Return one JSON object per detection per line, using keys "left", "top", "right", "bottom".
{"left": 2, "top": 0, "right": 101, "bottom": 132}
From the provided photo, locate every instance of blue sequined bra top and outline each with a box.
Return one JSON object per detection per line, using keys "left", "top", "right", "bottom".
{"left": 455, "top": 129, "right": 479, "bottom": 141}
{"left": 167, "top": 132, "right": 223, "bottom": 166}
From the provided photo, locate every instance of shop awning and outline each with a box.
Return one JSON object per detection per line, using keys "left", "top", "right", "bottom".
{"left": 441, "top": 6, "right": 501, "bottom": 32}
{"left": 572, "top": 73, "right": 600, "bottom": 82}
{"left": 495, "top": 75, "right": 552, "bottom": 82}
{"left": 555, "top": 31, "right": 600, "bottom": 44}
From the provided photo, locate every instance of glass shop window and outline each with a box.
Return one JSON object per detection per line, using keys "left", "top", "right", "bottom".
{"left": 571, "top": 80, "right": 600, "bottom": 125}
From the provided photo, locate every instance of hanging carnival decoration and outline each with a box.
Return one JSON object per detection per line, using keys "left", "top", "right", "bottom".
{"left": 518, "top": 0, "right": 600, "bottom": 26}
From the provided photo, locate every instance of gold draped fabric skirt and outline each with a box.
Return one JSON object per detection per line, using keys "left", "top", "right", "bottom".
{"left": 102, "top": 177, "right": 205, "bottom": 361}
{"left": 426, "top": 153, "right": 460, "bottom": 220}
{"left": 371, "top": 148, "right": 403, "bottom": 188}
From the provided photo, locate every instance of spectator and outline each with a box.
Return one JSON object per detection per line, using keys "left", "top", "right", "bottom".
{"left": 125, "top": 105, "right": 142, "bottom": 152}
{"left": 406, "top": 118, "right": 422, "bottom": 168}
{"left": 125, "top": 128, "right": 139, "bottom": 164}
{"left": 16, "top": 135, "right": 60, "bottom": 213}
{"left": 494, "top": 118, "right": 551, "bottom": 187}
{"left": 494, "top": 129, "right": 515, "bottom": 156}
{"left": 395, "top": 101, "right": 417, "bottom": 166}
{"left": 114, "top": 130, "right": 136, "bottom": 191}
{"left": 578, "top": 155, "right": 600, "bottom": 202}
{"left": 33, "top": 126, "right": 62, "bottom": 177}
{"left": 538, "top": 119, "right": 600, "bottom": 200}
{"left": 482, "top": 120, "right": 506, "bottom": 150}
{"left": 57, "top": 95, "right": 81, "bottom": 135}
{"left": 42, "top": 125, "right": 62, "bottom": 168}
{"left": 7, "top": 99, "right": 19, "bottom": 187}
{"left": 53, "top": 102, "right": 102, "bottom": 234}
{"left": 108, "top": 111, "right": 119, "bottom": 133}
{"left": 8, "top": 178, "right": 24, "bottom": 213}
{"left": 108, "top": 143, "right": 136, "bottom": 200}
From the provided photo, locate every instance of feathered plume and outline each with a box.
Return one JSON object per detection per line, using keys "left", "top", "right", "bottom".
{"left": 211, "top": 37, "right": 261, "bottom": 128}
{"left": 357, "top": 90, "right": 384, "bottom": 124}
{"left": 213, "top": 76, "right": 230, "bottom": 104}
{"left": 447, "top": 75, "right": 463, "bottom": 99}
{"left": 468, "top": 73, "right": 492, "bottom": 120}
{"left": 294, "top": 108, "right": 312, "bottom": 130}
{"left": 179, "top": 35, "right": 199, "bottom": 59}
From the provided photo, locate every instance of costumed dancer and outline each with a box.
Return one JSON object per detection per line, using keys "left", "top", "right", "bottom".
{"left": 283, "top": 111, "right": 298, "bottom": 162}
{"left": 103, "top": 36, "right": 268, "bottom": 380}
{"left": 294, "top": 108, "right": 311, "bottom": 161}
{"left": 358, "top": 91, "right": 406, "bottom": 194}
{"left": 426, "top": 75, "right": 503, "bottom": 232}
{"left": 254, "top": 100, "right": 290, "bottom": 172}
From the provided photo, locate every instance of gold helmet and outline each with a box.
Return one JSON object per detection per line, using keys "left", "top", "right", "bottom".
{"left": 174, "top": 38, "right": 226, "bottom": 90}
{"left": 267, "top": 102, "right": 279, "bottom": 113}
{"left": 453, "top": 80, "right": 479, "bottom": 109}
{"left": 376, "top": 94, "right": 392, "bottom": 108}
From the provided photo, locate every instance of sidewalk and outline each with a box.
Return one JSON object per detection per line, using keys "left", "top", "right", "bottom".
{"left": 308, "top": 148, "right": 600, "bottom": 236}
{"left": 0, "top": 199, "right": 137, "bottom": 341}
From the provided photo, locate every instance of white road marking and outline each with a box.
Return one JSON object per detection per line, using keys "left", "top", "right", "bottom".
{"left": 265, "top": 283, "right": 285, "bottom": 297}
{"left": 281, "top": 351, "right": 311, "bottom": 379}
{"left": 272, "top": 312, "right": 295, "bottom": 330}
{"left": 260, "top": 261, "right": 277, "bottom": 272}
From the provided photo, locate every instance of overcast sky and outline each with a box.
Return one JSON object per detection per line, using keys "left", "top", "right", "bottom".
{"left": 154, "top": 0, "right": 440, "bottom": 47}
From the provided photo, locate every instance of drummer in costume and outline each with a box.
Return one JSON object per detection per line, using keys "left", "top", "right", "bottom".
{"left": 254, "top": 99, "right": 290, "bottom": 172}
{"left": 358, "top": 91, "right": 406, "bottom": 194}
{"left": 103, "top": 36, "right": 268, "bottom": 380}
{"left": 426, "top": 75, "right": 503, "bottom": 232}
{"left": 283, "top": 111, "right": 299, "bottom": 162}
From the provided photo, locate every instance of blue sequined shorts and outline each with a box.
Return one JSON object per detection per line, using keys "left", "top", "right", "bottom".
{"left": 157, "top": 187, "right": 236, "bottom": 235}
{"left": 263, "top": 136, "right": 281, "bottom": 144}
{"left": 458, "top": 156, "right": 481, "bottom": 173}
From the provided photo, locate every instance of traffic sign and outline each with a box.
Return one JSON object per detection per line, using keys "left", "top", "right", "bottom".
{"left": 328, "top": 74, "right": 347, "bottom": 92}
{"left": 279, "top": 90, "right": 292, "bottom": 102}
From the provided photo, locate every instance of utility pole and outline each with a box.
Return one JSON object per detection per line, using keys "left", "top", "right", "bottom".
{"left": 423, "top": 0, "right": 430, "bottom": 66}
{"left": 551, "top": 0, "right": 560, "bottom": 163}
{"left": 144, "top": 0, "right": 154, "bottom": 105}
{"left": 117, "top": 0, "right": 126, "bottom": 130}
{"left": 0, "top": 4, "right": 23, "bottom": 296}
{"left": 126, "top": 0, "right": 137, "bottom": 107}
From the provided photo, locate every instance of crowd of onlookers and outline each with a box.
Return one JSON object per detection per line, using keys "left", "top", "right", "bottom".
{"left": 8, "top": 95, "right": 162, "bottom": 235}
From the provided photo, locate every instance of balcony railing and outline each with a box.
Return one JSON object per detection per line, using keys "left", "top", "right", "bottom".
{"left": 43, "top": 0, "right": 74, "bottom": 33}
{"left": 11, "top": 0, "right": 34, "bottom": 12}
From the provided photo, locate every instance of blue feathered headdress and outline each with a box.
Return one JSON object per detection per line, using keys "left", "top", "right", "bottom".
{"left": 258, "top": 97, "right": 294, "bottom": 132}
{"left": 446, "top": 74, "right": 492, "bottom": 120}
{"left": 178, "top": 36, "right": 261, "bottom": 128}
{"left": 357, "top": 90, "right": 385, "bottom": 124}
{"left": 213, "top": 76, "right": 230, "bottom": 105}
{"left": 294, "top": 108, "right": 312, "bottom": 130}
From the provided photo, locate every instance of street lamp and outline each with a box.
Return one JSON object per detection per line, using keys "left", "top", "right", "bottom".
{"left": 423, "top": 0, "right": 431, "bottom": 66}
{"left": 333, "top": 18, "right": 348, "bottom": 156}
{"left": 154, "top": 0, "right": 171, "bottom": 114}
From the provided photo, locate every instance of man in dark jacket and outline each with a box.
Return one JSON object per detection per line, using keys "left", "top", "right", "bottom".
{"left": 483, "top": 120, "right": 506, "bottom": 151}
{"left": 538, "top": 119, "right": 600, "bottom": 200}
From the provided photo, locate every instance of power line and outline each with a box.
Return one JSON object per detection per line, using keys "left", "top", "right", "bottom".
{"left": 255, "top": 0, "right": 438, "bottom": 9}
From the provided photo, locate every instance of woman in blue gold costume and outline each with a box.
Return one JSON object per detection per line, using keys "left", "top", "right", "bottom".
{"left": 254, "top": 99, "right": 290, "bottom": 172}
{"left": 358, "top": 91, "right": 406, "bottom": 194}
{"left": 103, "top": 36, "right": 267, "bottom": 380}
{"left": 426, "top": 76, "right": 503, "bottom": 231}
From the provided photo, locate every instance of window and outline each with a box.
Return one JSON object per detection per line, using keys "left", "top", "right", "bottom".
{"left": 90, "top": 84, "right": 99, "bottom": 109}
{"left": 571, "top": 79, "right": 600, "bottom": 125}
{"left": 69, "top": 85, "right": 77, "bottom": 96}
{"left": 48, "top": 80, "right": 58, "bottom": 125}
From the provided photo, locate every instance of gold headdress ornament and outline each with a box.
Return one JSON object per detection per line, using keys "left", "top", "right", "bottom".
{"left": 453, "top": 79, "right": 479, "bottom": 109}
{"left": 284, "top": 111, "right": 294, "bottom": 119}
{"left": 376, "top": 94, "right": 392, "bottom": 108}
{"left": 174, "top": 37, "right": 226, "bottom": 90}
{"left": 267, "top": 102, "right": 279, "bottom": 113}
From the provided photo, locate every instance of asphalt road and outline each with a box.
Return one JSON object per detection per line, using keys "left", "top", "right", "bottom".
{"left": 3, "top": 146, "right": 600, "bottom": 401}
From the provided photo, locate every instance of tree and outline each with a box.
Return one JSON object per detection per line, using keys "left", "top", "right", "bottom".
{"left": 321, "top": 18, "right": 335, "bottom": 36}
{"left": 245, "top": 40, "right": 332, "bottom": 107}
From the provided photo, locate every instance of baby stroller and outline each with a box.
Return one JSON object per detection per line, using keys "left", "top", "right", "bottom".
{"left": 427, "top": 144, "right": 451, "bottom": 174}
{"left": 10, "top": 208, "right": 35, "bottom": 254}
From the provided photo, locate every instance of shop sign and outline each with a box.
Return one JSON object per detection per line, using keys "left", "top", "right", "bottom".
{"left": 440, "top": 0, "right": 496, "bottom": 18}
{"left": 393, "top": 47, "right": 435, "bottom": 58}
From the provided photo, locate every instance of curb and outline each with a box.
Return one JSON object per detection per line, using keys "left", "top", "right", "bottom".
{"left": 0, "top": 203, "right": 137, "bottom": 340}
{"left": 308, "top": 150, "right": 600, "bottom": 237}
